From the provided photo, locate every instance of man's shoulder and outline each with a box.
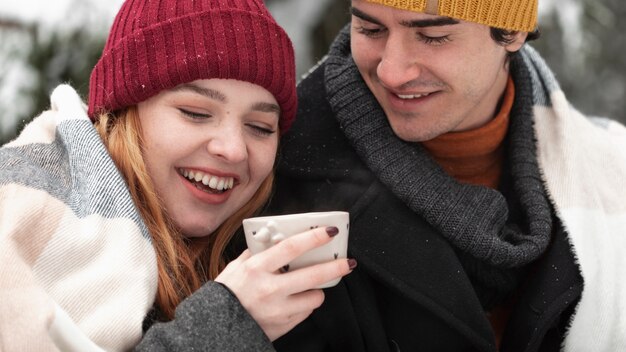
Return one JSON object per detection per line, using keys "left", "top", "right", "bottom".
{"left": 280, "top": 61, "right": 356, "bottom": 169}
{"left": 295, "top": 60, "right": 334, "bottom": 126}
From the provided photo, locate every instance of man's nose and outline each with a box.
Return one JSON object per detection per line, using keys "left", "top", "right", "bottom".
{"left": 377, "top": 35, "right": 422, "bottom": 89}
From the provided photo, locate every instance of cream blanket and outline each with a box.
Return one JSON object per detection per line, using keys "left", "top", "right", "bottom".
{"left": 525, "top": 46, "right": 626, "bottom": 351}
{"left": 0, "top": 85, "right": 157, "bottom": 351}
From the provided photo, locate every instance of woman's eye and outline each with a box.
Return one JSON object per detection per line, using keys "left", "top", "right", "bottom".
{"left": 179, "top": 108, "right": 210, "bottom": 120}
{"left": 247, "top": 124, "right": 276, "bottom": 137}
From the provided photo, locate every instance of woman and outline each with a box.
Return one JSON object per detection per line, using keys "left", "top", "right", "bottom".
{"left": 0, "top": 0, "right": 354, "bottom": 351}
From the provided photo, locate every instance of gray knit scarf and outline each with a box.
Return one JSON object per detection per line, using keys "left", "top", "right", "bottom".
{"left": 324, "top": 26, "right": 553, "bottom": 308}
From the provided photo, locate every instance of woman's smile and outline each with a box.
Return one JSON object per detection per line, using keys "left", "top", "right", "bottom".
{"left": 138, "top": 79, "right": 279, "bottom": 237}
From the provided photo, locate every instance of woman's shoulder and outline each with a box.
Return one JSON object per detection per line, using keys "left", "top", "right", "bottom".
{"left": 138, "top": 281, "right": 274, "bottom": 352}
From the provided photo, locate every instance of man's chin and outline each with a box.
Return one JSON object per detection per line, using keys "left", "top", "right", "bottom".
{"left": 388, "top": 123, "right": 440, "bottom": 143}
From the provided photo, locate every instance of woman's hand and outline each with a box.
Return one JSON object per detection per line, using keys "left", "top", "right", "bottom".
{"left": 215, "top": 226, "right": 356, "bottom": 341}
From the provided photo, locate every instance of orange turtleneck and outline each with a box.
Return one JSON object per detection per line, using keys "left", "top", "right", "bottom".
{"left": 422, "top": 77, "right": 514, "bottom": 189}
{"left": 422, "top": 77, "right": 515, "bottom": 349}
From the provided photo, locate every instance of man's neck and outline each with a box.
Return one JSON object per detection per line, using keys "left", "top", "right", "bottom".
{"left": 422, "top": 77, "right": 515, "bottom": 189}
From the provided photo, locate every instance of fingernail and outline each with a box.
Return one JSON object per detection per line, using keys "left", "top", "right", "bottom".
{"left": 326, "top": 226, "right": 339, "bottom": 237}
{"left": 347, "top": 258, "right": 357, "bottom": 270}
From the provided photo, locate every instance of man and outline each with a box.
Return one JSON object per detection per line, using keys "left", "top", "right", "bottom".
{"left": 268, "top": 0, "right": 626, "bottom": 351}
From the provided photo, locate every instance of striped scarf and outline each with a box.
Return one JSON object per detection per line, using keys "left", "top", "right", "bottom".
{"left": 0, "top": 85, "right": 157, "bottom": 351}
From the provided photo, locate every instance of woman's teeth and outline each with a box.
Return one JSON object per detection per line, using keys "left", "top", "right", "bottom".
{"left": 180, "top": 169, "right": 235, "bottom": 191}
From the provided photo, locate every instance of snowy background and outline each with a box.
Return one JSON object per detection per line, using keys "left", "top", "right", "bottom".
{"left": 1, "top": 0, "right": 624, "bottom": 143}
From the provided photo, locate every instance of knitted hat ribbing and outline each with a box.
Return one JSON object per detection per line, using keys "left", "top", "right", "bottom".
{"left": 365, "top": 0, "right": 537, "bottom": 32}
{"left": 88, "top": 0, "right": 296, "bottom": 134}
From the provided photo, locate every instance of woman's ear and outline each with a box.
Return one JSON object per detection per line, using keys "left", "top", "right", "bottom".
{"left": 505, "top": 31, "right": 529, "bottom": 53}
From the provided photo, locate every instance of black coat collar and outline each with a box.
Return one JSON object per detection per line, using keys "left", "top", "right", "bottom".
{"left": 276, "top": 65, "right": 494, "bottom": 350}
{"left": 272, "top": 61, "right": 582, "bottom": 352}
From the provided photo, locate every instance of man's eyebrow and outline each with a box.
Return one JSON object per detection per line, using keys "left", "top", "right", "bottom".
{"left": 350, "top": 6, "right": 383, "bottom": 25}
{"left": 172, "top": 83, "right": 227, "bottom": 102}
{"left": 350, "top": 6, "right": 459, "bottom": 28}
{"left": 400, "top": 17, "right": 459, "bottom": 28}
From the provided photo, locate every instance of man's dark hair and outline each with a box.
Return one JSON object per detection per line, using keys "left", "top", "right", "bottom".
{"left": 491, "top": 27, "right": 541, "bottom": 45}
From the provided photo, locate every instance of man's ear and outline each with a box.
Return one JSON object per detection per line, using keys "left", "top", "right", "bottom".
{"left": 505, "top": 31, "right": 529, "bottom": 53}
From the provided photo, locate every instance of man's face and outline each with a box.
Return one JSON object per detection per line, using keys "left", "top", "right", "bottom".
{"left": 350, "top": 0, "right": 526, "bottom": 142}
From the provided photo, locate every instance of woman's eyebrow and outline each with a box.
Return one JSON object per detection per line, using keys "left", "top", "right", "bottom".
{"left": 172, "top": 83, "right": 227, "bottom": 102}
{"left": 252, "top": 102, "right": 280, "bottom": 116}
{"left": 173, "top": 83, "right": 278, "bottom": 116}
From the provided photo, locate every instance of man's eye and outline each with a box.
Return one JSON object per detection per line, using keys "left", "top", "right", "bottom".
{"left": 355, "top": 25, "right": 386, "bottom": 38}
{"left": 418, "top": 34, "right": 451, "bottom": 45}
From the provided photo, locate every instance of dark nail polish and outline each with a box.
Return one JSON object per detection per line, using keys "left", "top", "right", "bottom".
{"left": 326, "top": 226, "right": 339, "bottom": 237}
{"left": 347, "top": 258, "right": 357, "bottom": 270}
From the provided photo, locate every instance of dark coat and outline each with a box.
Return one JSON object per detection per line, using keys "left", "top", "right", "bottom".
{"left": 267, "top": 63, "right": 583, "bottom": 352}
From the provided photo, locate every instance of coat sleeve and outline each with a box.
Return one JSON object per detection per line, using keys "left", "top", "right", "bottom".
{"left": 136, "top": 281, "right": 275, "bottom": 352}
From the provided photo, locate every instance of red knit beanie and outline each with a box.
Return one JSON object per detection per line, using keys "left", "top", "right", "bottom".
{"left": 88, "top": 0, "right": 296, "bottom": 134}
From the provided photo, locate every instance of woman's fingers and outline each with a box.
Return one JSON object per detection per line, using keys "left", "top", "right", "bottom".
{"left": 278, "top": 258, "right": 355, "bottom": 295}
{"left": 215, "top": 227, "right": 356, "bottom": 342}
{"left": 261, "top": 289, "right": 324, "bottom": 322}
{"left": 249, "top": 226, "right": 339, "bottom": 272}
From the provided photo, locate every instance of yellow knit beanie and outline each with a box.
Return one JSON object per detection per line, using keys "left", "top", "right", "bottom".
{"left": 365, "top": 0, "right": 537, "bottom": 32}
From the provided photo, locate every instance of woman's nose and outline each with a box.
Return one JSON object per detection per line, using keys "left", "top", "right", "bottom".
{"left": 206, "top": 126, "right": 247, "bottom": 163}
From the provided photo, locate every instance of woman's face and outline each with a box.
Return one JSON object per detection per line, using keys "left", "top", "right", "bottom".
{"left": 137, "top": 79, "right": 280, "bottom": 238}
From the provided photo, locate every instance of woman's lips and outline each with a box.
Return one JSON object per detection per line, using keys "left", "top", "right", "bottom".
{"left": 179, "top": 172, "right": 233, "bottom": 204}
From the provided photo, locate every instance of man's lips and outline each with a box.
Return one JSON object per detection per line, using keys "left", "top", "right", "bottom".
{"left": 386, "top": 89, "right": 439, "bottom": 110}
{"left": 394, "top": 92, "right": 432, "bottom": 99}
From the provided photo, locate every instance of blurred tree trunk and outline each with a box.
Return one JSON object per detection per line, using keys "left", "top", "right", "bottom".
{"left": 533, "top": 0, "right": 626, "bottom": 123}
{"left": 310, "top": 1, "right": 350, "bottom": 67}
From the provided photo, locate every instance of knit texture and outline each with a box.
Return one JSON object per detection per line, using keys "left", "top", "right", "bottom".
{"left": 1, "top": 85, "right": 157, "bottom": 351}
{"left": 137, "top": 282, "right": 274, "bottom": 352}
{"left": 88, "top": 0, "right": 296, "bottom": 133}
{"left": 324, "top": 25, "right": 552, "bottom": 308}
{"left": 1, "top": 85, "right": 275, "bottom": 351}
{"left": 422, "top": 77, "right": 513, "bottom": 189}
{"left": 321, "top": 24, "right": 626, "bottom": 349}
{"left": 365, "top": 0, "right": 537, "bottom": 32}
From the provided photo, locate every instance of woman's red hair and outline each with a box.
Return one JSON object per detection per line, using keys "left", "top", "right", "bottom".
{"left": 95, "top": 107, "right": 274, "bottom": 319}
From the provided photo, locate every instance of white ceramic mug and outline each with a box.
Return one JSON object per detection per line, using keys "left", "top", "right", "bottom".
{"left": 243, "top": 211, "right": 349, "bottom": 288}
